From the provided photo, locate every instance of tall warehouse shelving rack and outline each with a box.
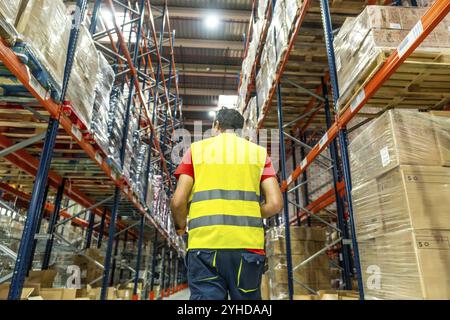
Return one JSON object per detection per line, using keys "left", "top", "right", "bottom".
{"left": 238, "top": 0, "right": 450, "bottom": 300}
{"left": 0, "top": 0, "right": 186, "bottom": 300}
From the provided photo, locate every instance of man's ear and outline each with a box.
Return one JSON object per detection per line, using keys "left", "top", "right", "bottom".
{"left": 214, "top": 120, "right": 221, "bottom": 131}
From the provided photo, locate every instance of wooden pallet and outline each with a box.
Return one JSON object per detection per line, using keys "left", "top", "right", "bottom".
{"left": 339, "top": 49, "right": 450, "bottom": 115}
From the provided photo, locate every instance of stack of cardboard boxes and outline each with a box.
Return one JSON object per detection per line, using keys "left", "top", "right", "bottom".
{"left": 72, "top": 248, "right": 105, "bottom": 287}
{"left": 265, "top": 226, "right": 332, "bottom": 300}
{"left": 350, "top": 109, "right": 450, "bottom": 299}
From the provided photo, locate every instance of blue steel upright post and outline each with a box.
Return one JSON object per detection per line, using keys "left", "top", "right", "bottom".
{"left": 321, "top": 77, "right": 353, "bottom": 289}
{"left": 100, "top": 0, "right": 146, "bottom": 300}
{"left": 7, "top": 0, "right": 88, "bottom": 300}
{"left": 97, "top": 208, "right": 107, "bottom": 248}
{"left": 149, "top": 231, "right": 158, "bottom": 299}
{"left": 319, "top": 0, "right": 364, "bottom": 299}
{"left": 42, "top": 178, "right": 66, "bottom": 269}
{"left": 85, "top": 210, "right": 95, "bottom": 249}
{"left": 273, "top": 28, "right": 294, "bottom": 300}
{"left": 133, "top": 215, "right": 145, "bottom": 299}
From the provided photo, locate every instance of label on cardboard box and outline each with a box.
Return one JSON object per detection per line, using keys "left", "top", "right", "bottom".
{"left": 390, "top": 23, "right": 402, "bottom": 30}
{"left": 379, "top": 146, "right": 390, "bottom": 167}
{"left": 416, "top": 235, "right": 450, "bottom": 250}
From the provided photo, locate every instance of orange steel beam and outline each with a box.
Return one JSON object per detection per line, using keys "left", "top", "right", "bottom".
{"left": 282, "top": 0, "right": 450, "bottom": 191}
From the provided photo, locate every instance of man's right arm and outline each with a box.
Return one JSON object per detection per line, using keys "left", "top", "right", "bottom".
{"left": 260, "top": 177, "right": 283, "bottom": 219}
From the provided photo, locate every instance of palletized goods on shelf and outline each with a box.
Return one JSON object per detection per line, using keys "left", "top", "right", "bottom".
{"left": 265, "top": 226, "right": 331, "bottom": 300}
{"left": 350, "top": 110, "right": 450, "bottom": 299}
{"left": 334, "top": 5, "right": 450, "bottom": 112}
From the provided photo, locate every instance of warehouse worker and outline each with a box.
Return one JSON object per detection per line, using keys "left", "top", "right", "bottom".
{"left": 170, "top": 107, "right": 283, "bottom": 300}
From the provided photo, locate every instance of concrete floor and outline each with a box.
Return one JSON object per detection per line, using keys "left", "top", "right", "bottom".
{"left": 164, "top": 288, "right": 190, "bottom": 300}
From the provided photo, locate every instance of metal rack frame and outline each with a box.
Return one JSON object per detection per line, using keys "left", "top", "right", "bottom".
{"left": 0, "top": 0, "right": 186, "bottom": 300}
{"left": 239, "top": 0, "right": 450, "bottom": 300}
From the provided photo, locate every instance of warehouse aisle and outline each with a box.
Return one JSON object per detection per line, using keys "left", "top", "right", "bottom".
{"left": 164, "top": 288, "right": 190, "bottom": 300}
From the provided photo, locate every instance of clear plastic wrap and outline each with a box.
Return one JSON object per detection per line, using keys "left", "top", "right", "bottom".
{"left": 131, "top": 143, "right": 149, "bottom": 200}
{"left": 0, "top": 0, "right": 20, "bottom": 44}
{"left": 349, "top": 110, "right": 450, "bottom": 187}
{"left": 266, "top": 226, "right": 331, "bottom": 300}
{"left": 0, "top": 0, "right": 20, "bottom": 23}
{"left": 334, "top": 6, "right": 450, "bottom": 108}
{"left": 257, "top": 0, "right": 269, "bottom": 21}
{"left": 66, "top": 26, "right": 99, "bottom": 129}
{"left": 350, "top": 110, "right": 450, "bottom": 300}
{"left": 15, "top": 0, "right": 71, "bottom": 87}
{"left": 91, "top": 52, "right": 115, "bottom": 154}
{"left": 107, "top": 87, "right": 127, "bottom": 171}
{"left": 243, "top": 96, "right": 257, "bottom": 135}
{"left": 359, "top": 229, "right": 450, "bottom": 300}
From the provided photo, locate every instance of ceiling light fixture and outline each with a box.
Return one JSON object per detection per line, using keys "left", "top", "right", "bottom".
{"left": 205, "top": 14, "right": 219, "bottom": 29}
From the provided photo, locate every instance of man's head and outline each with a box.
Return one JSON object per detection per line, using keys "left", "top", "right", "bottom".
{"left": 213, "top": 107, "right": 244, "bottom": 132}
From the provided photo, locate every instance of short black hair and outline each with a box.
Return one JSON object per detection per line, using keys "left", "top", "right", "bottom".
{"left": 215, "top": 107, "right": 244, "bottom": 130}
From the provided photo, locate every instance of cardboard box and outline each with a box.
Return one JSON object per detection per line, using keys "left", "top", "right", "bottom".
{"left": 269, "top": 254, "right": 329, "bottom": 269}
{"left": 429, "top": 111, "right": 450, "bottom": 166}
{"left": 267, "top": 238, "right": 325, "bottom": 256}
{"left": 39, "top": 288, "right": 77, "bottom": 300}
{"left": 117, "top": 289, "right": 132, "bottom": 300}
{"left": 293, "top": 295, "right": 320, "bottom": 300}
{"left": 26, "top": 270, "right": 57, "bottom": 288}
{"left": 87, "top": 286, "right": 116, "bottom": 300}
{"left": 349, "top": 110, "right": 443, "bottom": 187}
{"left": 0, "top": 284, "right": 34, "bottom": 300}
{"left": 353, "top": 165, "right": 450, "bottom": 238}
{"left": 261, "top": 273, "right": 270, "bottom": 300}
{"left": 359, "top": 229, "right": 450, "bottom": 299}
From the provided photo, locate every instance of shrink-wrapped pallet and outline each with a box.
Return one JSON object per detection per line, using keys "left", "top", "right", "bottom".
{"left": 107, "top": 87, "right": 127, "bottom": 172}
{"left": 266, "top": 226, "right": 331, "bottom": 300}
{"left": 0, "top": 0, "right": 21, "bottom": 44}
{"left": 359, "top": 229, "right": 450, "bottom": 300}
{"left": 91, "top": 52, "right": 115, "bottom": 154}
{"left": 350, "top": 109, "right": 450, "bottom": 300}
{"left": 349, "top": 110, "right": 450, "bottom": 187}
{"left": 15, "top": 0, "right": 71, "bottom": 88}
{"left": 334, "top": 6, "right": 450, "bottom": 110}
{"left": 352, "top": 165, "right": 450, "bottom": 240}
{"left": 122, "top": 105, "right": 139, "bottom": 183}
{"left": 66, "top": 26, "right": 99, "bottom": 129}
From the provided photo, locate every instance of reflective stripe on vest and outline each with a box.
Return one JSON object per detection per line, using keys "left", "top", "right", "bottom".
{"left": 191, "top": 189, "right": 259, "bottom": 204}
{"left": 189, "top": 214, "right": 263, "bottom": 230}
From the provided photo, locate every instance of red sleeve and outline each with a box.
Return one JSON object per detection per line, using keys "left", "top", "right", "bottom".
{"left": 174, "top": 148, "right": 194, "bottom": 181}
{"left": 261, "top": 155, "right": 277, "bottom": 182}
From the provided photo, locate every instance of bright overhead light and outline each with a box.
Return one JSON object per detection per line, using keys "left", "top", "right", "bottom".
{"left": 205, "top": 14, "right": 219, "bottom": 29}
{"left": 101, "top": 9, "right": 115, "bottom": 28}
{"left": 209, "top": 111, "right": 216, "bottom": 118}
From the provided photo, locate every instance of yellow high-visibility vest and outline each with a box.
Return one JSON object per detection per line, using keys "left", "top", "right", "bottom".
{"left": 188, "top": 132, "right": 267, "bottom": 250}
